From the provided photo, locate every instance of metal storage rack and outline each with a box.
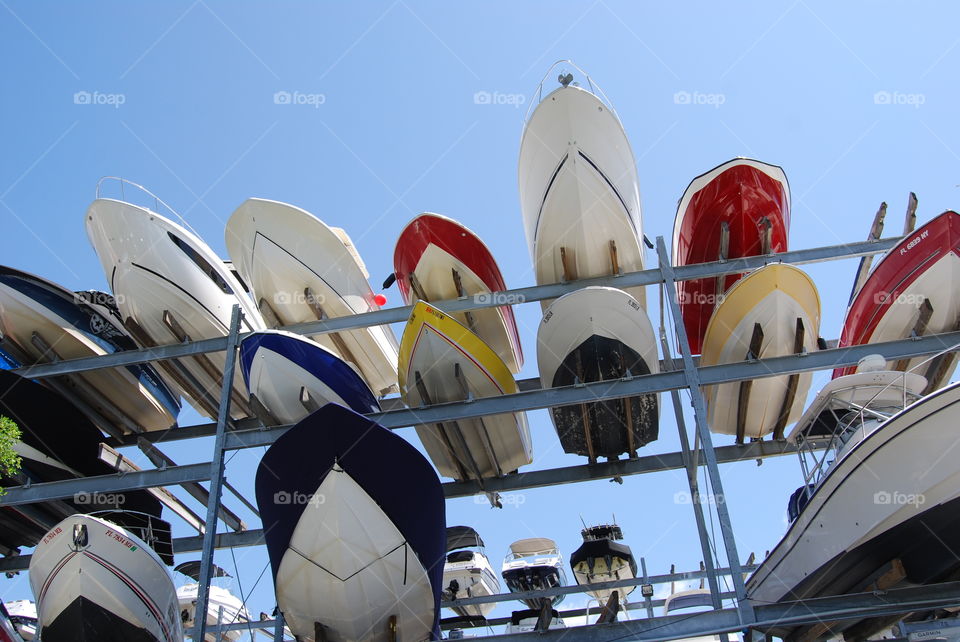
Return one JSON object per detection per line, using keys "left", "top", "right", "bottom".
{"left": 4, "top": 231, "right": 960, "bottom": 641}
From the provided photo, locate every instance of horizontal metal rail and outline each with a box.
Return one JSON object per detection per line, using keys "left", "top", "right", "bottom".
{"left": 9, "top": 236, "right": 901, "bottom": 380}
{"left": 223, "top": 331, "right": 960, "bottom": 449}
{"left": 459, "top": 581, "right": 960, "bottom": 642}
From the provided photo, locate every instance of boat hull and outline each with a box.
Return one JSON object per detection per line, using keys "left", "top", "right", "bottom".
{"left": 28, "top": 514, "right": 181, "bottom": 642}
{"left": 399, "top": 302, "right": 532, "bottom": 480}
{"left": 570, "top": 539, "right": 637, "bottom": 602}
{"left": 835, "top": 211, "right": 960, "bottom": 391}
{"left": 255, "top": 404, "right": 445, "bottom": 642}
{"left": 519, "top": 85, "right": 645, "bottom": 308}
{"left": 85, "top": 198, "right": 264, "bottom": 420}
{"left": 701, "top": 264, "right": 820, "bottom": 438}
{"left": 0, "top": 268, "right": 179, "bottom": 432}
{"left": 748, "top": 382, "right": 960, "bottom": 608}
{"left": 394, "top": 213, "right": 523, "bottom": 372}
{"left": 442, "top": 552, "right": 499, "bottom": 618}
{"left": 537, "top": 287, "right": 659, "bottom": 459}
{"left": 239, "top": 330, "right": 379, "bottom": 426}
{"left": 226, "top": 198, "right": 399, "bottom": 395}
{"left": 672, "top": 159, "right": 790, "bottom": 354}
{"left": 176, "top": 584, "right": 250, "bottom": 642}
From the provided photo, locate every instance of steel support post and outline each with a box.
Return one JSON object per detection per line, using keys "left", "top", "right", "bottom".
{"left": 193, "top": 305, "right": 242, "bottom": 641}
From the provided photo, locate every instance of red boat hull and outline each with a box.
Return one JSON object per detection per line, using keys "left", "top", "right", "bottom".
{"left": 673, "top": 159, "right": 790, "bottom": 354}
{"left": 393, "top": 213, "right": 523, "bottom": 370}
{"left": 834, "top": 210, "right": 960, "bottom": 380}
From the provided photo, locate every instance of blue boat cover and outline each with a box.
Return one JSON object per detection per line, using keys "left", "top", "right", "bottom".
{"left": 255, "top": 403, "right": 446, "bottom": 639}
{"left": 239, "top": 331, "right": 380, "bottom": 414}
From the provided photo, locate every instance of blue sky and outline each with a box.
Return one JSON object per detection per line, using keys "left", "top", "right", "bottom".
{"left": 1, "top": 0, "right": 959, "bottom": 632}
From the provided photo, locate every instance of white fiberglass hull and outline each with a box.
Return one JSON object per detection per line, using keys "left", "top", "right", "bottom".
{"left": 274, "top": 466, "right": 435, "bottom": 642}
{"left": 226, "top": 198, "right": 399, "bottom": 395}
{"left": 28, "top": 514, "right": 182, "bottom": 642}
{"left": 748, "top": 381, "right": 960, "bottom": 604}
{"left": 85, "top": 198, "right": 265, "bottom": 420}
{"left": 442, "top": 555, "right": 499, "bottom": 618}
{"left": 519, "top": 84, "right": 645, "bottom": 308}
{"left": 177, "top": 584, "right": 250, "bottom": 642}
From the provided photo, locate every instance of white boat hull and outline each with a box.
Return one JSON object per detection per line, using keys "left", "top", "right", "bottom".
{"left": 85, "top": 198, "right": 264, "bottom": 420}
{"left": 519, "top": 84, "right": 645, "bottom": 308}
{"left": 275, "top": 466, "right": 435, "bottom": 642}
{"left": 177, "top": 584, "right": 250, "bottom": 642}
{"left": 442, "top": 554, "right": 499, "bottom": 618}
{"left": 226, "top": 198, "right": 400, "bottom": 395}
{"left": 28, "top": 514, "right": 182, "bottom": 642}
{"left": 748, "top": 382, "right": 960, "bottom": 604}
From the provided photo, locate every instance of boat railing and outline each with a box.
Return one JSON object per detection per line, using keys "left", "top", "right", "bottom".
{"left": 95, "top": 176, "right": 204, "bottom": 241}
{"left": 524, "top": 59, "right": 618, "bottom": 122}
{"left": 89, "top": 508, "right": 172, "bottom": 547}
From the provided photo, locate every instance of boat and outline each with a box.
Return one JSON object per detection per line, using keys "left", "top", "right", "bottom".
{"left": 700, "top": 263, "right": 820, "bottom": 441}
{"left": 173, "top": 562, "right": 251, "bottom": 642}
{"left": 239, "top": 329, "right": 379, "bottom": 426}
{"left": 28, "top": 512, "right": 182, "bottom": 642}
{"left": 392, "top": 212, "right": 523, "bottom": 373}
{"left": 569, "top": 523, "right": 637, "bottom": 603}
{"left": 536, "top": 286, "right": 659, "bottom": 461}
{"left": 442, "top": 526, "right": 500, "bottom": 619}
{"left": 672, "top": 158, "right": 791, "bottom": 354}
{"left": 662, "top": 589, "right": 721, "bottom": 642}
{"left": 255, "top": 403, "right": 446, "bottom": 642}
{"left": 0, "top": 370, "right": 168, "bottom": 557}
{"left": 398, "top": 301, "right": 532, "bottom": 482}
{"left": 747, "top": 358, "right": 960, "bottom": 639}
{"left": 501, "top": 538, "right": 566, "bottom": 609}
{"left": 2, "top": 601, "right": 33, "bottom": 640}
{"left": 835, "top": 210, "right": 960, "bottom": 394}
{"left": 225, "top": 198, "right": 400, "bottom": 396}
{"left": 85, "top": 184, "right": 265, "bottom": 421}
{"left": 518, "top": 61, "right": 646, "bottom": 309}
{"left": 503, "top": 609, "right": 566, "bottom": 634}
{"left": 0, "top": 267, "right": 180, "bottom": 434}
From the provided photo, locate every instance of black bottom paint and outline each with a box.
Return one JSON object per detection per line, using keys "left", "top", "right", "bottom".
{"left": 41, "top": 596, "right": 160, "bottom": 642}
{"left": 550, "top": 335, "right": 658, "bottom": 458}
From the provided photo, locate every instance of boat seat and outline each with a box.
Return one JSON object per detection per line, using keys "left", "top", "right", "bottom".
{"left": 788, "top": 484, "right": 816, "bottom": 523}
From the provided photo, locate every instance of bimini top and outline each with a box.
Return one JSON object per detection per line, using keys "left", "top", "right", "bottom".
{"left": 509, "top": 538, "right": 559, "bottom": 557}
{"left": 446, "top": 526, "right": 484, "bottom": 552}
{"left": 787, "top": 369, "right": 927, "bottom": 444}
{"left": 173, "top": 561, "right": 231, "bottom": 582}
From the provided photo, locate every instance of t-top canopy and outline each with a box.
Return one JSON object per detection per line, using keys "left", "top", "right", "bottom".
{"left": 446, "top": 526, "right": 484, "bottom": 552}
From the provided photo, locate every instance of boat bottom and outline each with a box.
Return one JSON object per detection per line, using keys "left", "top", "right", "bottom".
{"left": 550, "top": 335, "right": 658, "bottom": 459}
{"left": 41, "top": 596, "right": 160, "bottom": 642}
{"left": 502, "top": 568, "right": 564, "bottom": 609}
{"left": 754, "top": 494, "right": 960, "bottom": 638}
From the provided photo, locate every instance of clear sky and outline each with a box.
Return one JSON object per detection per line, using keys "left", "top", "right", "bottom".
{"left": 1, "top": 0, "right": 958, "bottom": 634}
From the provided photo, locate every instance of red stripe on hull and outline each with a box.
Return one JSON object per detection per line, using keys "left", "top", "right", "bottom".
{"left": 834, "top": 210, "right": 960, "bottom": 378}
{"left": 674, "top": 161, "right": 790, "bottom": 354}
{"left": 394, "top": 214, "right": 522, "bottom": 364}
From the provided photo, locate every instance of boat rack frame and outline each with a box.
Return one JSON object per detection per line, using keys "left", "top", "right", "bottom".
{"left": 5, "top": 232, "right": 960, "bottom": 641}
